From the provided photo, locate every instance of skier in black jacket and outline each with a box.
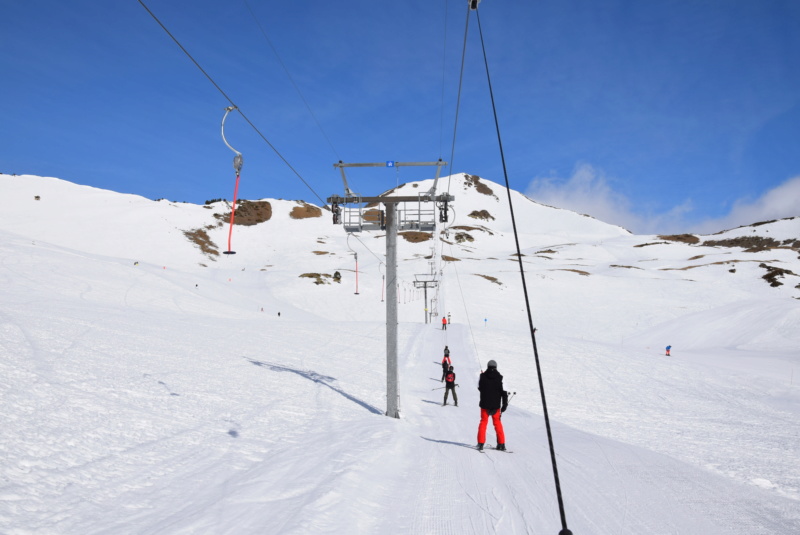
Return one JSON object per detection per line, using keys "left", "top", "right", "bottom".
{"left": 443, "top": 366, "right": 458, "bottom": 406}
{"left": 476, "top": 359, "right": 508, "bottom": 451}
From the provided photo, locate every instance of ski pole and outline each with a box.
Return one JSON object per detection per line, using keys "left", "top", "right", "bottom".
{"left": 432, "top": 386, "right": 447, "bottom": 391}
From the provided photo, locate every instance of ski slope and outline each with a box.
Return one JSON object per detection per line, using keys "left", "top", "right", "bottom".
{"left": 1, "top": 174, "right": 799, "bottom": 533}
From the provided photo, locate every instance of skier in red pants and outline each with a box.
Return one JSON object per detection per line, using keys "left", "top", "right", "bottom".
{"left": 477, "top": 359, "right": 508, "bottom": 451}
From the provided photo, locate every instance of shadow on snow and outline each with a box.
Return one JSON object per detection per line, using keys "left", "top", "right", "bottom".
{"left": 246, "top": 358, "right": 382, "bottom": 415}
{"left": 420, "top": 436, "right": 476, "bottom": 451}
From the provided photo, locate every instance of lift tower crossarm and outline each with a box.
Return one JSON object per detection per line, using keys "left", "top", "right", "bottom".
{"left": 334, "top": 162, "right": 445, "bottom": 167}
{"left": 327, "top": 194, "right": 454, "bottom": 205}
{"left": 333, "top": 160, "right": 447, "bottom": 197}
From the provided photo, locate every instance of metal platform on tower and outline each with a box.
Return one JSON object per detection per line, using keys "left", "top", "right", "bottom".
{"left": 329, "top": 160, "right": 453, "bottom": 233}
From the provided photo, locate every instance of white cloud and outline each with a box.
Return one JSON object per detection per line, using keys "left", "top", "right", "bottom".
{"left": 692, "top": 175, "right": 800, "bottom": 234}
{"left": 525, "top": 164, "right": 669, "bottom": 234}
{"left": 525, "top": 164, "right": 800, "bottom": 235}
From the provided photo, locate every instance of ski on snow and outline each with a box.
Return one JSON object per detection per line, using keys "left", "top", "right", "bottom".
{"left": 476, "top": 446, "right": 513, "bottom": 453}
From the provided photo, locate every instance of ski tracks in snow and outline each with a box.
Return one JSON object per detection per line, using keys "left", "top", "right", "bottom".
{"left": 393, "top": 323, "right": 552, "bottom": 534}
{"left": 390, "top": 323, "right": 800, "bottom": 534}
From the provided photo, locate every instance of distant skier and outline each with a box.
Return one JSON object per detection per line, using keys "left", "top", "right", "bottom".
{"left": 441, "top": 351, "right": 452, "bottom": 382}
{"left": 441, "top": 316, "right": 447, "bottom": 330}
{"left": 443, "top": 366, "right": 458, "bottom": 406}
{"left": 476, "top": 359, "right": 508, "bottom": 451}
{"left": 666, "top": 345, "right": 671, "bottom": 357}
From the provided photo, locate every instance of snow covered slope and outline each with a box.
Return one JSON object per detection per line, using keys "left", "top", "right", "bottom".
{"left": 1, "top": 173, "right": 799, "bottom": 533}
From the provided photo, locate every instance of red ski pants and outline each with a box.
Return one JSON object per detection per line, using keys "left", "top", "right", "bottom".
{"left": 477, "top": 408, "right": 505, "bottom": 444}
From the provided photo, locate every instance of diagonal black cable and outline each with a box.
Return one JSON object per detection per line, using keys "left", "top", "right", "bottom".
{"left": 438, "top": 0, "right": 449, "bottom": 160}
{"left": 350, "top": 232, "right": 385, "bottom": 265}
{"left": 445, "top": 5, "right": 472, "bottom": 195}
{"left": 475, "top": 8, "right": 573, "bottom": 535}
{"left": 243, "top": 0, "right": 341, "bottom": 161}
{"left": 136, "top": 0, "right": 328, "bottom": 207}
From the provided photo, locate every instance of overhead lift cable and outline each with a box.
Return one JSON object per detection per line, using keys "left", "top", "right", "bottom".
{"left": 445, "top": 4, "right": 472, "bottom": 194}
{"left": 243, "top": 0, "right": 342, "bottom": 161}
{"left": 442, "top": 232, "right": 482, "bottom": 365}
{"left": 471, "top": 2, "right": 574, "bottom": 534}
{"left": 136, "top": 0, "right": 327, "bottom": 207}
{"left": 431, "top": 0, "right": 470, "bottom": 320}
{"left": 438, "top": 0, "right": 450, "bottom": 160}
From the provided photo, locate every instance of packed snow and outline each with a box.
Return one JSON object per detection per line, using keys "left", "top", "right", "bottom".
{"left": 1, "top": 173, "right": 799, "bottom": 534}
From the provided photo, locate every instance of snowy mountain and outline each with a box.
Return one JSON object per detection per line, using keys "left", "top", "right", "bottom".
{"left": 1, "top": 172, "right": 799, "bottom": 534}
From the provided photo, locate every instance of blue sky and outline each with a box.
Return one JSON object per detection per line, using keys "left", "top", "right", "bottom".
{"left": 2, "top": 0, "right": 799, "bottom": 234}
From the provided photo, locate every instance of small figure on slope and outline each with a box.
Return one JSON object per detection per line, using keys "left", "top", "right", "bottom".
{"left": 476, "top": 359, "right": 508, "bottom": 451}
{"left": 441, "top": 348, "right": 451, "bottom": 382}
{"left": 441, "top": 316, "right": 447, "bottom": 330}
{"left": 666, "top": 345, "right": 671, "bottom": 357}
{"left": 443, "top": 366, "right": 458, "bottom": 406}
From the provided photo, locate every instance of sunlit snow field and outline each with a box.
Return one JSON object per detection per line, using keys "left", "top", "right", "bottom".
{"left": 2, "top": 174, "right": 799, "bottom": 533}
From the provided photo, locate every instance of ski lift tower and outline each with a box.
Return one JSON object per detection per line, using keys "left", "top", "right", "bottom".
{"left": 328, "top": 160, "right": 453, "bottom": 418}
{"left": 413, "top": 273, "right": 439, "bottom": 325}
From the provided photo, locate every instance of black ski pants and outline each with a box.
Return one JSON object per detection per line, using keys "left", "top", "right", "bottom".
{"left": 444, "top": 385, "right": 458, "bottom": 405}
